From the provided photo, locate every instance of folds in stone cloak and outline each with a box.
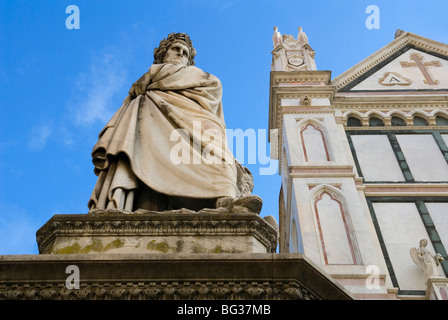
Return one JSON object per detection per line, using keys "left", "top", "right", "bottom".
{"left": 88, "top": 63, "right": 239, "bottom": 211}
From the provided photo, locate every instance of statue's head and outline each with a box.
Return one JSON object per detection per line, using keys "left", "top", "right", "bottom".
{"left": 154, "top": 33, "right": 196, "bottom": 66}
{"left": 420, "top": 239, "right": 428, "bottom": 247}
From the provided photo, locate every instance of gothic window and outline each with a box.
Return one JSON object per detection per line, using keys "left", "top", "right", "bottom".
{"left": 391, "top": 116, "right": 406, "bottom": 126}
{"left": 436, "top": 116, "right": 448, "bottom": 126}
{"left": 347, "top": 117, "right": 362, "bottom": 127}
{"left": 369, "top": 116, "right": 384, "bottom": 127}
{"left": 413, "top": 116, "right": 428, "bottom": 126}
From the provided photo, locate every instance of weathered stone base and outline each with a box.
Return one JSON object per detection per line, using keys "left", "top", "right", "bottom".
{"left": 0, "top": 253, "right": 353, "bottom": 300}
{"left": 36, "top": 209, "right": 278, "bottom": 254}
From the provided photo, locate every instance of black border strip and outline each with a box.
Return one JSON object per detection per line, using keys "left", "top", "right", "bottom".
{"left": 432, "top": 132, "right": 448, "bottom": 163}
{"left": 387, "top": 132, "right": 414, "bottom": 182}
{"left": 346, "top": 133, "right": 364, "bottom": 179}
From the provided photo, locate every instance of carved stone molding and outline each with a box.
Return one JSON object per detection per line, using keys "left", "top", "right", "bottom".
{"left": 0, "top": 280, "right": 317, "bottom": 300}
{"left": 300, "top": 95, "right": 311, "bottom": 106}
{"left": 0, "top": 253, "right": 353, "bottom": 300}
{"left": 36, "top": 210, "right": 279, "bottom": 254}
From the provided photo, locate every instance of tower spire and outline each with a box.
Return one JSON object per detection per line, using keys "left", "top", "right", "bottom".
{"left": 297, "top": 27, "right": 309, "bottom": 44}
{"left": 273, "top": 26, "right": 283, "bottom": 48}
{"left": 271, "top": 27, "right": 316, "bottom": 71}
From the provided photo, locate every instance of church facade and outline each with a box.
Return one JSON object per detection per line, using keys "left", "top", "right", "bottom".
{"left": 270, "top": 28, "right": 448, "bottom": 299}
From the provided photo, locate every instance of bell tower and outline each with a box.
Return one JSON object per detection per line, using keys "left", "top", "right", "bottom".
{"left": 271, "top": 27, "right": 317, "bottom": 72}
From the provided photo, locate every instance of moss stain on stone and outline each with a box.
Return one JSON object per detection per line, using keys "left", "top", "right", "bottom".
{"left": 55, "top": 243, "right": 81, "bottom": 254}
{"left": 56, "top": 239, "right": 242, "bottom": 254}
{"left": 147, "top": 240, "right": 171, "bottom": 253}
{"left": 55, "top": 239, "right": 104, "bottom": 254}
{"left": 104, "top": 238, "right": 124, "bottom": 251}
{"left": 192, "top": 243, "right": 206, "bottom": 253}
{"left": 213, "top": 245, "right": 224, "bottom": 253}
{"left": 81, "top": 238, "right": 103, "bottom": 253}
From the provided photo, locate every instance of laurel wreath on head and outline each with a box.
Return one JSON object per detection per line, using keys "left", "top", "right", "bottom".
{"left": 153, "top": 32, "right": 197, "bottom": 66}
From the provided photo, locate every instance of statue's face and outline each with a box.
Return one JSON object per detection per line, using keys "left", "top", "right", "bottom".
{"left": 162, "top": 41, "right": 190, "bottom": 65}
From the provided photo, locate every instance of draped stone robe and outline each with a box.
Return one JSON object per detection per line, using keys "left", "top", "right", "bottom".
{"left": 88, "top": 63, "right": 242, "bottom": 212}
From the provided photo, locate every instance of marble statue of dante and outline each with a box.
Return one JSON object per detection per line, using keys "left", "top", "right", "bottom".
{"left": 88, "top": 32, "right": 261, "bottom": 213}
{"left": 410, "top": 239, "right": 445, "bottom": 281}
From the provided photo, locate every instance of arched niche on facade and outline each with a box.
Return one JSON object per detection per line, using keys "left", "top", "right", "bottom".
{"left": 296, "top": 119, "right": 333, "bottom": 163}
{"left": 390, "top": 115, "right": 406, "bottom": 126}
{"left": 413, "top": 116, "right": 428, "bottom": 126}
{"left": 309, "top": 185, "right": 362, "bottom": 265}
{"left": 365, "top": 111, "right": 386, "bottom": 127}
{"left": 369, "top": 116, "right": 385, "bottom": 127}
{"left": 435, "top": 114, "right": 448, "bottom": 126}
{"left": 347, "top": 116, "right": 362, "bottom": 127}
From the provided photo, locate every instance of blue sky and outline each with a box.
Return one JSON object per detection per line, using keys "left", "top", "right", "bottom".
{"left": 1, "top": 0, "right": 447, "bottom": 254}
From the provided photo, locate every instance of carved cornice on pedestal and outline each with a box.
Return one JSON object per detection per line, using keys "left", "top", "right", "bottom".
{"left": 36, "top": 210, "right": 279, "bottom": 254}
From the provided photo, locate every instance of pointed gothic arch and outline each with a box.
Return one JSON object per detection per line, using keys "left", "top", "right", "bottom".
{"left": 387, "top": 111, "right": 408, "bottom": 126}
{"left": 343, "top": 110, "right": 364, "bottom": 119}
{"left": 309, "top": 184, "right": 362, "bottom": 265}
{"left": 296, "top": 119, "right": 333, "bottom": 162}
{"left": 409, "top": 110, "right": 430, "bottom": 126}
{"left": 431, "top": 110, "right": 448, "bottom": 126}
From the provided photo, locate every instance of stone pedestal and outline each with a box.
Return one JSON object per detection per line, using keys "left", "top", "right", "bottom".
{"left": 0, "top": 253, "right": 353, "bottom": 300}
{"left": 426, "top": 277, "right": 448, "bottom": 300}
{"left": 36, "top": 209, "right": 278, "bottom": 255}
{"left": 0, "top": 210, "right": 355, "bottom": 300}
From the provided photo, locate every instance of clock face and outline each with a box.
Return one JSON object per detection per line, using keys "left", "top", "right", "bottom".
{"left": 287, "top": 55, "right": 304, "bottom": 67}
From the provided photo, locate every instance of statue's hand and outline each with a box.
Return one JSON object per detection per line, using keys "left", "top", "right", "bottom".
{"left": 129, "top": 71, "right": 151, "bottom": 98}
